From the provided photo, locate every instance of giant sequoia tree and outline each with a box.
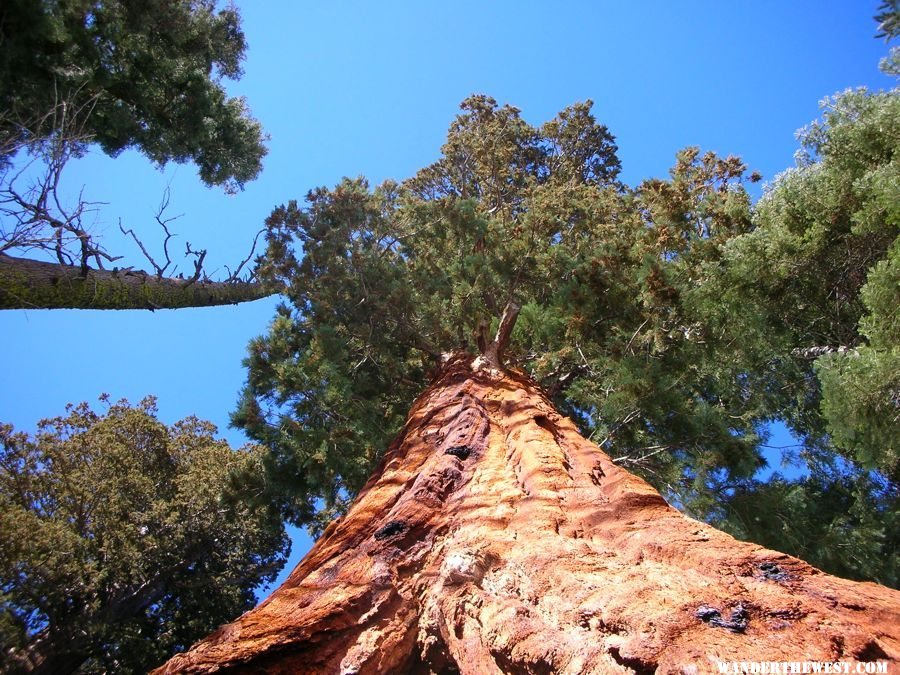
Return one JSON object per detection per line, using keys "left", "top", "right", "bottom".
{"left": 0, "top": 0, "right": 272, "bottom": 310}
{"left": 157, "top": 94, "right": 900, "bottom": 671}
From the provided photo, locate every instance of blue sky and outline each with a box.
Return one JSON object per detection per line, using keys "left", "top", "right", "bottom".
{"left": 0, "top": 2, "right": 894, "bottom": 595}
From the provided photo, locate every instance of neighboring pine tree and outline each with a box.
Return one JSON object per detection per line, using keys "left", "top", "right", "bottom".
{"left": 692, "top": 88, "right": 898, "bottom": 586}
{"left": 0, "top": 0, "right": 265, "bottom": 190}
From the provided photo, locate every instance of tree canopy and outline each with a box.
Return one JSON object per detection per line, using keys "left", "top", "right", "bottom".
{"left": 234, "top": 88, "right": 898, "bottom": 586}
{"left": 0, "top": 397, "right": 288, "bottom": 674}
{"left": 0, "top": 0, "right": 266, "bottom": 191}
{"left": 236, "top": 97, "right": 761, "bottom": 531}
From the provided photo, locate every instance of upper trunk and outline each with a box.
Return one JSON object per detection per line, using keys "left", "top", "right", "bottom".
{"left": 156, "top": 355, "right": 900, "bottom": 674}
{"left": 0, "top": 254, "right": 273, "bottom": 310}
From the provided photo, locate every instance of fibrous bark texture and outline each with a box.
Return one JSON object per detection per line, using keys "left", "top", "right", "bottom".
{"left": 0, "top": 254, "right": 272, "bottom": 310}
{"left": 158, "top": 356, "right": 900, "bottom": 674}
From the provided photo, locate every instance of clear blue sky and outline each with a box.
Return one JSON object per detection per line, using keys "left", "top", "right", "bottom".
{"left": 0, "top": 2, "right": 894, "bottom": 595}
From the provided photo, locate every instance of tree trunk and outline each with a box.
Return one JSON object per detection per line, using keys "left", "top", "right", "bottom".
{"left": 6, "top": 628, "right": 90, "bottom": 675}
{"left": 0, "top": 254, "right": 273, "bottom": 310}
{"left": 156, "top": 355, "right": 900, "bottom": 674}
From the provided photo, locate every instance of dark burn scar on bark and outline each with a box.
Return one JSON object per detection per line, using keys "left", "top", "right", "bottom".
{"left": 445, "top": 445, "right": 472, "bottom": 460}
{"left": 757, "top": 561, "right": 790, "bottom": 582}
{"left": 695, "top": 603, "right": 749, "bottom": 633}
{"left": 374, "top": 520, "right": 408, "bottom": 541}
{"left": 608, "top": 646, "right": 656, "bottom": 675}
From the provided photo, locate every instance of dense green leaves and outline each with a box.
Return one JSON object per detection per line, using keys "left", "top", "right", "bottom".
{"left": 0, "top": 398, "right": 288, "bottom": 673}
{"left": 235, "top": 180, "right": 432, "bottom": 531}
{"left": 0, "top": 0, "right": 266, "bottom": 191}
{"left": 876, "top": 0, "right": 900, "bottom": 74}
{"left": 816, "top": 239, "right": 899, "bottom": 481}
{"left": 685, "top": 89, "right": 899, "bottom": 580}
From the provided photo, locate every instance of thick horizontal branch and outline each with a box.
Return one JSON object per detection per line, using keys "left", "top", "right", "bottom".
{"left": 0, "top": 254, "right": 275, "bottom": 310}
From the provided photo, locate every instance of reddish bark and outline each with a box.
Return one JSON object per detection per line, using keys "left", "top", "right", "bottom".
{"left": 157, "top": 356, "right": 900, "bottom": 674}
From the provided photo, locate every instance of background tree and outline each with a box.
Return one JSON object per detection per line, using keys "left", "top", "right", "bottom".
{"left": 0, "top": 397, "right": 289, "bottom": 674}
{"left": 877, "top": 0, "right": 900, "bottom": 74}
{"left": 0, "top": 0, "right": 265, "bottom": 190}
{"left": 0, "top": 0, "right": 272, "bottom": 310}
{"left": 691, "top": 88, "right": 899, "bottom": 585}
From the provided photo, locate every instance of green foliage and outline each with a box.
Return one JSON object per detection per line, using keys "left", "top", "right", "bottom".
{"left": 0, "top": 397, "right": 288, "bottom": 673}
{"left": 817, "top": 347, "right": 899, "bottom": 479}
{"left": 0, "top": 0, "right": 266, "bottom": 191}
{"left": 876, "top": 0, "right": 900, "bottom": 40}
{"left": 721, "top": 89, "right": 898, "bottom": 350}
{"left": 876, "top": 0, "right": 900, "bottom": 75}
{"left": 698, "top": 88, "right": 898, "bottom": 471}
{"left": 714, "top": 466, "right": 898, "bottom": 587}
{"left": 816, "top": 239, "right": 899, "bottom": 481}
{"left": 687, "top": 88, "right": 900, "bottom": 585}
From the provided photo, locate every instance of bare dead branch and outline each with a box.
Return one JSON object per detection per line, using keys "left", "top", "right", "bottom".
{"left": 154, "top": 188, "right": 183, "bottom": 277}
{"left": 625, "top": 318, "right": 650, "bottom": 355}
{"left": 591, "top": 408, "right": 642, "bottom": 449}
{"left": 1, "top": 85, "right": 270, "bottom": 291}
{"left": 612, "top": 444, "right": 674, "bottom": 467}
{"left": 0, "top": 89, "right": 120, "bottom": 274}
{"left": 119, "top": 219, "right": 165, "bottom": 277}
{"left": 117, "top": 188, "right": 186, "bottom": 279}
{"left": 184, "top": 242, "right": 208, "bottom": 284}
{"left": 791, "top": 345, "right": 857, "bottom": 359}
{"left": 224, "top": 228, "right": 265, "bottom": 282}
